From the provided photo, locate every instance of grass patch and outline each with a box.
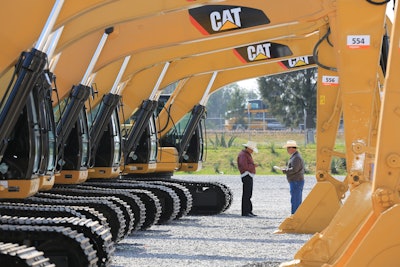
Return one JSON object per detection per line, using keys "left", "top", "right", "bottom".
{"left": 176, "top": 130, "right": 345, "bottom": 175}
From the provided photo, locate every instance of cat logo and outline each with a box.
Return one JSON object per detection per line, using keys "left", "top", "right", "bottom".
{"left": 288, "top": 56, "right": 310, "bottom": 67}
{"left": 189, "top": 5, "right": 270, "bottom": 35}
{"left": 247, "top": 43, "right": 272, "bottom": 61}
{"left": 234, "top": 42, "right": 292, "bottom": 63}
{"left": 210, "top": 7, "right": 242, "bottom": 31}
{"left": 278, "top": 56, "right": 315, "bottom": 69}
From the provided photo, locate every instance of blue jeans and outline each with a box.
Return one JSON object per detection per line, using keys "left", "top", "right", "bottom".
{"left": 289, "top": 180, "right": 304, "bottom": 214}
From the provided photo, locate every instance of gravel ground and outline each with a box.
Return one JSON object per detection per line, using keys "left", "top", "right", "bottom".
{"left": 110, "top": 174, "right": 316, "bottom": 267}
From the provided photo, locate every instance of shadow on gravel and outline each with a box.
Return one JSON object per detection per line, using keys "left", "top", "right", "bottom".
{"left": 242, "top": 263, "right": 281, "bottom": 267}
{"left": 114, "top": 251, "right": 279, "bottom": 264}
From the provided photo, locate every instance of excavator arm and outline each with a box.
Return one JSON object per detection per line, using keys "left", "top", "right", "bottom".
{"left": 277, "top": 25, "right": 347, "bottom": 234}
{"left": 52, "top": 1, "right": 330, "bottom": 101}
{"left": 282, "top": 0, "right": 390, "bottom": 266}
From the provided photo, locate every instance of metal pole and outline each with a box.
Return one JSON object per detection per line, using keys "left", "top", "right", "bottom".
{"left": 111, "top": 56, "right": 131, "bottom": 94}
{"left": 81, "top": 27, "right": 114, "bottom": 85}
{"left": 200, "top": 71, "right": 218, "bottom": 106}
{"left": 35, "top": 0, "right": 64, "bottom": 51}
{"left": 149, "top": 62, "right": 170, "bottom": 100}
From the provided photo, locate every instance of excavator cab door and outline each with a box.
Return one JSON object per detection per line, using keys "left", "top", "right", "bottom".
{"left": 0, "top": 93, "right": 41, "bottom": 197}
{"left": 92, "top": 109, "right": 122, "bottom": 168}
{"left": 55, "top": 108, "right": 90, "bottom": 184}
{"left": 180, "top": 117, "right": 205, "bottom": 172}
{"left": 124, "top": 113, "right": 157, "bottom": 165}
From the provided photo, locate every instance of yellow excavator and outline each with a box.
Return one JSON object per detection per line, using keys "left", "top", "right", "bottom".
{"left": 83, "top": 29, "right": 322, "bottom": 216}
{"left": 108, "top": 1, "right": 400, "bottom": 266}
{"left": 155, "top": 54, "right": 317, "bottom": 173}
{"left": 59, "top": 2, "right": 327, "bottom": 217}
{"left": 0, "top": 0, "right": 334, "bottom": 260}
{"left": 1, "top": 0, "right": 399, "bottom": 266}
{"left": 276, "top": 24, "right": 347, "bottom": 234}
{"left": 94, "top": 13, "right": 345, "bottom": 229}
{"left": 0, "top": 0, "right": 258, "bottom": 264}
{"left": 0, "top": 2, "right": 323, "bottom": 264}
{"left": 32, "top": 0, "right": 327, "bottom": 224}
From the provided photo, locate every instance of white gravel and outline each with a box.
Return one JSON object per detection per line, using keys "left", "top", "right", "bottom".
{"left": 110, "top": 175, "right": 316, "bottom": 267}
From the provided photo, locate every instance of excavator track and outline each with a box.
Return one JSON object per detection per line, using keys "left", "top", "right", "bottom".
{"left": 83, "top": 182, "right": 162, "bottom": 230}
{"left": 152, "top": 181, "right": 193, "bottom": 218}
{"left": 0, "top": 203, "right": 114, "bottom": 266}
{"left": 178, "top": 180, "right": 233, "bottom": 215}
{"left": 85, "top": 179, "right": 180, "bottom": 224}
{"left": 0, "top": 202, "right": 111, "bottom": 235}
{"left": 1, "top": 215, "right": 114, "bottom": 267}
{"left": 120, "top": 178, "right": 193, "bottom": 219}
{"left": 50, "top": 185, "right": 146, "bottom": 232}
{"left": 118, "top": 180, "right": 181, "bottom": 224}
{"left": 0, "top": 224, "right": 98, "bottom": 267}
{"left": 21, "top": 195, "right": 127, "bottom": 243}
{"left": 135, "top": 177, "right": 233, "bottom": 215}
{"left": 0, "top": 242, "right": 55, "bottom": 267}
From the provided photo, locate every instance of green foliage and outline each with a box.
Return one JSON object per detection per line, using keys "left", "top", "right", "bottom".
{"left": 257, "top": 68, "right": 317, "bottom": 129}
{"left": 227, "top": 136, "right": 236, "bottom": 147}
{"left": 269, "top": 142, "right": 278, "bottom": 155}
{"left": 213, "top": 162, "right": 222, "bottom": 174}
{"left": 215, "top": 134, "right": 220, "bottom": 147}
{"left": 208, "top": 137, "right": 215, "bottom": 149}
{"left": 208, "top": 133, "right": 237, "bottom": 149}
{"left": 229, "top": 156, "right": 237, "bottom": 170}
{"left": 177, "top": 131, "right": 346, "bottom": 176}
{"left": 220, "top": 134, "right": 227, "bottom": 148}
{"left": 330, "top": 157, "right": 347, "bottom": 175}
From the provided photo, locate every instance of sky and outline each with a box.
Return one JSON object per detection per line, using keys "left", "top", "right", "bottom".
{"left": 387, "top": 1, "right": 394, "bottom": 21}
{"left": 236, "top": 78, "right": 258, "bottom": 90}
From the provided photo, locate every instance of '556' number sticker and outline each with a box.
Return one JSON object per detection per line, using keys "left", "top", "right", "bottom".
{"left": 347, "top": 35, "right": 370, "bottom": 49}
{"left": 322, "top": 75, "right": 339, "bottom": 86}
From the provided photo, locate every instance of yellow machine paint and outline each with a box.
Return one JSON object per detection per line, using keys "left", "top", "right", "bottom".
{"left": 50, "top": 0, "right": 348, "bottom": 234}
{"left": 115, "top": 34, "right": 319, "bottom": 174}
{"left": 59, "top": 3, "right": 326, "bottom": 178}
{"left": 2, "top": 0, "right": 400, "bottom": 265}
{"left": 277, "top": 25, "right": 346, "bottom": 234}
{"left": 281, "top": 0, "right": 396, "bottom": 266}
{"left": 52, "top": 0, "right": 329, "bottom": 101}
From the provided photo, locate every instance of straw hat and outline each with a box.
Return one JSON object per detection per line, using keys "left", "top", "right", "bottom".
{"left": 282, "top": 140, "right": 298, "bottom": 148}
{"left": 242, "top": 141, "right": 258, "bottom": 153}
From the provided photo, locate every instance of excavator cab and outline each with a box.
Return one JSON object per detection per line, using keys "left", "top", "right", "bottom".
{"left": 56, "top": 108, "right": 91, "bottom": 182}
{"left": 54, "top": 91, "right": 91, "bottom": 184}
{"left": 87, "top": 94, "right": 123, "bottom": 179}
{"left": 0, "top": 94, "right": 41, "bottom": 198}
{"left": 32, "top": 70, "right": 58, "bottom": 191}
{"left": 159, "top": 106, "right": 205, "bottom": 173}
{"left": 179, "top": 118, "right": 205, "bottom": 172}
{"left": 122, "top": 106, "right": 158, "bottom": 174}
{"left": 0, "top": 43, "right": 48, "bottom": 199}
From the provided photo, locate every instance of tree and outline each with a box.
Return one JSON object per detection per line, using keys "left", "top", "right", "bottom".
{"left": 205, "top": 85, "right": 237, "bottom": 129}
{"left": 206, "top": 83, "right": 251, "bottom": 130}
{"left": 257, "top": 68, "right": 317, "bottom": 129}
{"left": 226, "top": 85, "right": 247, "bottom": 129}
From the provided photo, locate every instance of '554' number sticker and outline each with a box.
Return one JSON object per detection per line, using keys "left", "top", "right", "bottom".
{"left": 347, "top": 35, "right": 370, "bottom": 49}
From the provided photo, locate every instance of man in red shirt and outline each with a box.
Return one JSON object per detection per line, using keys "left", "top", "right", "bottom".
{"left": 237, "top": 140, "right": 258, "bottom": 217}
